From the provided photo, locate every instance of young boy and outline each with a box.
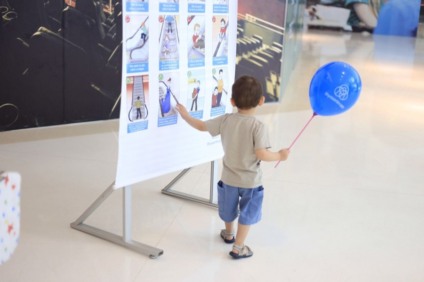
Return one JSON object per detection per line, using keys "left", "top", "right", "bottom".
{"left": 175, "top": 76, "right": 290, "bottom": 259}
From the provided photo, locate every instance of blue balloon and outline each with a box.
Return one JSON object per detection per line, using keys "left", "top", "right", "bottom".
{"left": 309, "top": 62, "right": 362, "bottom": 116}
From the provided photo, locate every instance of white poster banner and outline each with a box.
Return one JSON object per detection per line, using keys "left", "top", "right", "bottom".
{"left": 115, "top": 0, "right": 237, "bottom": 188}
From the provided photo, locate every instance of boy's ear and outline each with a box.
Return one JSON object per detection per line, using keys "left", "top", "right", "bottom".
{"left": 258, "top": 96, "right": 265, "bottom": 106}
{"left": 230, "top": 98, "right": 236, "bottom": 107}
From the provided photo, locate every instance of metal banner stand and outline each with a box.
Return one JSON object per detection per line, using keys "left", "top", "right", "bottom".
{"left": 71, "top": 160, "right": 218, "bottom": 258}
{"left": 161, "top": 161, "right": 219, "bottom": 208}
{"left": 70, "top": 182, "right": 164, "bottom": 259}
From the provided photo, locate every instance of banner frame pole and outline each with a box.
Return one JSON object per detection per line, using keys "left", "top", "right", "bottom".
{"left": 70, "top": 182, "right": 164, "bottom": 259}
{"left": 161, "top": 160, "right": 218, "bottom": 208}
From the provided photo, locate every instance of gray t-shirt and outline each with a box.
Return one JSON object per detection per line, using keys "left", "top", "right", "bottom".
{"left": 205, "top": 113, "right": 270, "bottom": 188}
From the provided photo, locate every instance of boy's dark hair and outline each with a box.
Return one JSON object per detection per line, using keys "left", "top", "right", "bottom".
{"left": 231, "top": 76, "right": 263, "bottom": 109}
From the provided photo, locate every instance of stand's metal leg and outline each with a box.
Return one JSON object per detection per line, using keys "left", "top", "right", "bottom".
{"left": 71, "top": 183, "right": 115, "bottom": 226}
{"left": 70, "top": 183, "right": 164, "bottom": 259}
{"left": 123, "top": 186, "right": 132, "bottom": 242}
{"left": 210, "top": 160, "right": 219, "bottom": 204}
{"left": 161, "top": 161, "right": 218, "bottom": 208}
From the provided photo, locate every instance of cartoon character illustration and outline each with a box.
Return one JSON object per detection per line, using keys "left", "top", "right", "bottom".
{"left": 213, "top": 17, "right": 228, "bottom": 57}
{"left": 192, "top": 23, "right": 205, "bottom": 50}
{"left": 190, "top": 80, "right": 200, "bottom": 111}
{"left": 211, "top": 86, "right": 219, "bottom": 108}
{"left": 159, "top": 77, "right": 179, "bottom": 117}
{"left": 134, "top": 96, "right": 146, "bottom": 119}
{"left": 213, "top": 69, "right": 227, "bottom": 107}
{"left": 162, "top": 34, "right": 172, "bottom": 57}
{"left": 219, "top": 18, "right": 227, "bottom": 42}
{"left": 167, "top": 17, "right": 173, "bottom": 33}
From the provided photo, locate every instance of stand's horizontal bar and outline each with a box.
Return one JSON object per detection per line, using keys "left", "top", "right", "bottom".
{"left": 161, "top": 189, "right": 217, "bottom": 208}
{"left": 70, "top": 222, "right": 163, "bottom": 259}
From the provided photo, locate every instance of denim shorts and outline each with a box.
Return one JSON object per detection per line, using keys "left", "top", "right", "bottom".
{"left": 217, "top": 180, "right": 264, "bottom": 225}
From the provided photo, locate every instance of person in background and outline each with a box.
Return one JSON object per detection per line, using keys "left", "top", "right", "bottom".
{"left": 373, "top": 0, "right": 420, "bottom": 37}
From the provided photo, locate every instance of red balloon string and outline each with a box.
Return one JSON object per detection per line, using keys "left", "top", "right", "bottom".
{"left": 275, "top": 112, "right": 317, "bottom": 168}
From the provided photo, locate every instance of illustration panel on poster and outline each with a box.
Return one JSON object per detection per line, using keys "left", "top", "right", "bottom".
{"left": 210, "top": 66, "right": 228, "bottom": 117}
{"left": 158, "top": 72, "right": 180, "bottom": 127}
{"left": 188, "top": 15, "right": 206, "bottom": 68}
{"left": 159, "top": 15, "right": 180, "bottom": 71}
{"left": 212, "top": 15, "right": 228, "bottom": 65}
{"left": 186, "top": 69, "right": 205, "bottom": 119}
{"left": 126, "top": 75, "right": 150, "bottom": 133}
{"left": 125, "top": 14, "right": 150, "bottom": 73}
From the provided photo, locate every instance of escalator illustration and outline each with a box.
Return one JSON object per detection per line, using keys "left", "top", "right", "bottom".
{"left": 159, "top": 15, "right": 179, "bottom": 62}
{"left": 128, "top": 76, "right": 148, "bottom": 122}
{"left": 125, "top": 16, "right": 149, "bottom": 62}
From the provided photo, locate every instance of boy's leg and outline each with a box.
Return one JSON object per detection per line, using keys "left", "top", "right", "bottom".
{"left": 230, "top": 223, "right": 253, "bottom": 259}
{"left": 233, "top": 223, "right": 250, "bottom": 253}
{"left": 220, "top": 221, "right": 235, "bottom": 241}
{"left": 225, "top": 221, "right": 234, "bottom": 235}
{"left": 218, "top": 181, "right": 238, "bottom": 243}
{"left": 229, "top": 186, "right": 263, "bottom": 258}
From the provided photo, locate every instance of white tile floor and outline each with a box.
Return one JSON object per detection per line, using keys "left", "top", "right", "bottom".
{"left": 1, "top": 30, "right": 424, "bottom": 282}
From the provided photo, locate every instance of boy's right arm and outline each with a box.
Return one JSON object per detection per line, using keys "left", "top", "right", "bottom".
{"left": 175, "top": 104, "right": 207, "bottom": 132}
